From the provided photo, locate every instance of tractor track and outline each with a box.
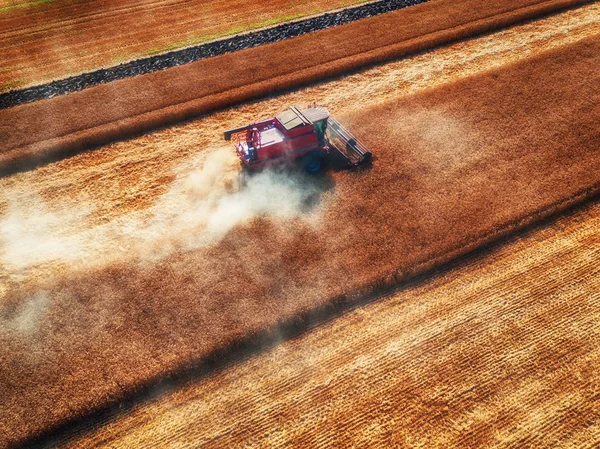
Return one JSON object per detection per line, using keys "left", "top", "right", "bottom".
{"left": 0, "top": 0, "right": 426, "bottom": 109}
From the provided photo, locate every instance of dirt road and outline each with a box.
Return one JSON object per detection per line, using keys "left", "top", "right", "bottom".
{"left": 54, "top": 178, "right": 600, "bottom": 449}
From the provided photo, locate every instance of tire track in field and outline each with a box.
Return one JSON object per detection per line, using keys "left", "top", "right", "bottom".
{"left": 52, "top": 188, "right": 600, "bottom": 448}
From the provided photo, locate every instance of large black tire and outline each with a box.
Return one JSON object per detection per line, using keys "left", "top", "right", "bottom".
{"left": 301, "top": 151, "right": 326, "bottom": 174}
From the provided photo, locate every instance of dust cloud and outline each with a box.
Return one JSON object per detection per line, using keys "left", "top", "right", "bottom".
{"left": 0, "top": 148, "right": 328, "bottom": 279}
{"left": 128, "top": 148, "right": 327, "bottom": 260}
{"left": 0, "top": 290, "right": 48, "bottom": 337}
{"left": 0, "top": 190, "right": 92, "bottom": 271}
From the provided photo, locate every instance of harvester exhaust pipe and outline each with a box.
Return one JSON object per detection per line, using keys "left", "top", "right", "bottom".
{"left": 224, "top": 125, "right": 252, "bottom": 141}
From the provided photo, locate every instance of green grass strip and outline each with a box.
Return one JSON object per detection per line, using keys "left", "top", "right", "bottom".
{"left": 0, "top": 0, "right": 55, "bottom": 14}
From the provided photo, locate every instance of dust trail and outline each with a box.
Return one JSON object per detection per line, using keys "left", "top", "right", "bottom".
{"left": 1, "top": 4, "right": 596, "bottom": 290}
{"left": 124, "top": 148, "right": 327, "bottom": 261}
{"left": 0, "top": 191, "right": 92, "bottom": 271}
{"left": 0, "top": 290, "right": 48, "bottom": 337}
{"left": 0, "top": 148, "right": 328, "bottom": 283}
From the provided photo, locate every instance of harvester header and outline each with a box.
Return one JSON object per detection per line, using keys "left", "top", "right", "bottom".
{"left": 224, "top": 106, "right": 371, "bottom": 173}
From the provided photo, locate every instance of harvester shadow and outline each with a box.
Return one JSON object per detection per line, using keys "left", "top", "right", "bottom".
{"left": 300, "top": 171, "right": 337, "bottom": 211}
{"left": 21, "top": 188, "right": 600, "bottom": 449}
{"left": 327, "top": 149, "right": 375, "bottom": 173}
{"left": 237, "top": 165, "right": 337, "bottom": 213}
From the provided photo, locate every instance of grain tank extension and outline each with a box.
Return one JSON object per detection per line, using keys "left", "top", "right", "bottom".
{"left": 224, "top": 106, "right": 372, "bottom": 173}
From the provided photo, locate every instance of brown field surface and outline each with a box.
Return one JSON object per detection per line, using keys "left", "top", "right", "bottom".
{"left": 53, "top": 193, "right": 600, "bottom": 449}
{"left": 0, "top": 0, "right": 591, "bottom": 173}
{"left": 0, "top": 0, "right": 369, "bottom": 91}
{"left": 0, "top": 5, "right": 598, "bottom": 447}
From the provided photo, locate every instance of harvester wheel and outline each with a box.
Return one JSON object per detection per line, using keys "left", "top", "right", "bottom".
{"left": 302, "top": 151, "right": 326, "bottom": 174}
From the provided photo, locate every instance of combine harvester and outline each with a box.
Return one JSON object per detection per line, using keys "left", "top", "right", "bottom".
{"left": 224, "top": 106, "right": 372, "bottom": 173}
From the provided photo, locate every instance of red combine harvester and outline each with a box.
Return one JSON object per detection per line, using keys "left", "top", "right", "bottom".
{"left": 224, "top": 106, "right": 371, "bottom": 173}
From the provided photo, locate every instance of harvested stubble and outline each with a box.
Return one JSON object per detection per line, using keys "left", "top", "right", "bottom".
{"left": 0, "top": 0, "right": 371, "bottom": 91}
{"left": 1, "top": 36, "right": 599, "bottom": 448}
{"left": 55, "top": 193, "right": 600, "bottom": 449}
{"left": 0, "top": 0, "right": 591, "bottom": 174}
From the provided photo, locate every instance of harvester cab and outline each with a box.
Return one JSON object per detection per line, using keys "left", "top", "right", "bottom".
{"left": 224, "top": 106, "right": 371, "bottom": 173}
